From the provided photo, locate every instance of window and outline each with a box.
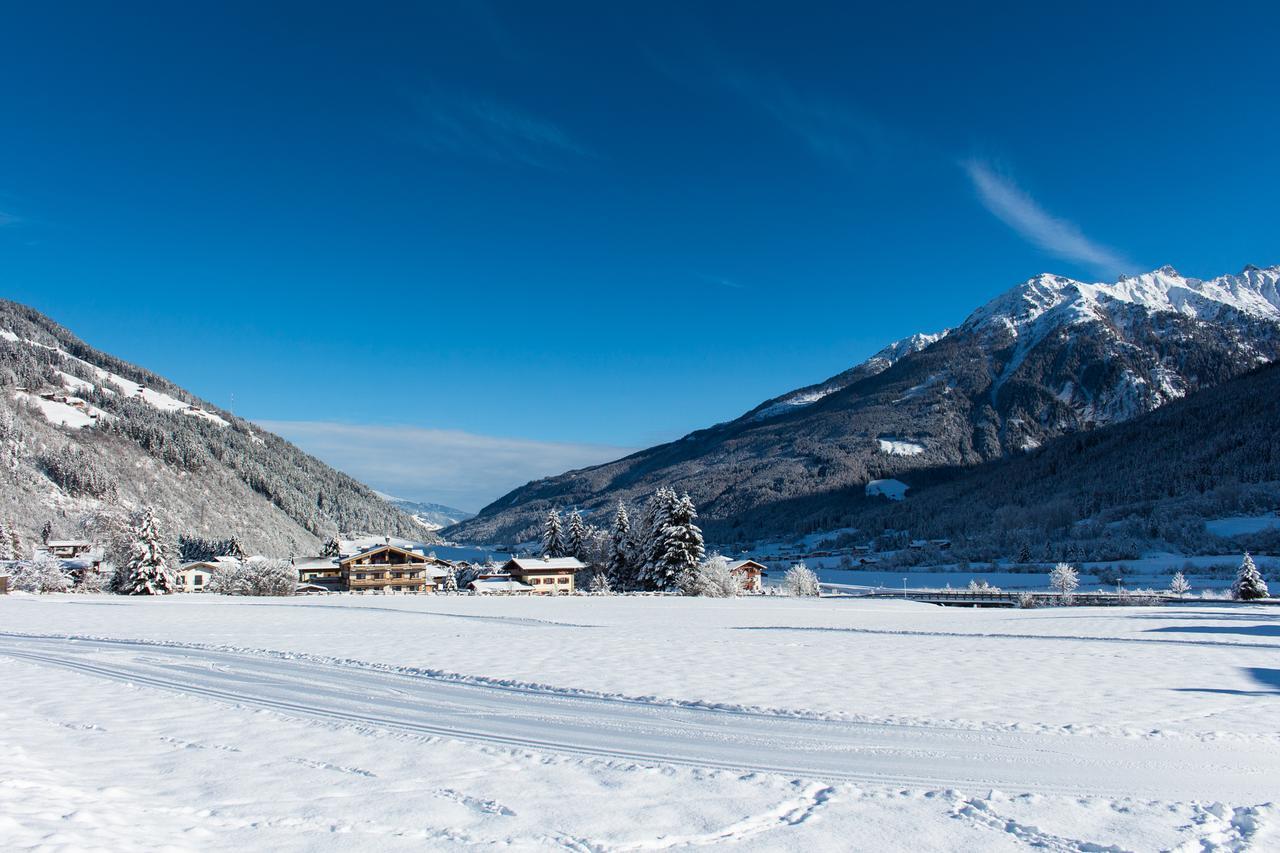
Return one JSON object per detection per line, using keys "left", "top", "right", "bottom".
{"left": 557, "top": 577, "right": 569, "bottom": 584}
{"left": 356, "top": 573, "right": 366, "bottom": 580}
{"left": 193, "top": 575, "right": 203, "bottom": 587}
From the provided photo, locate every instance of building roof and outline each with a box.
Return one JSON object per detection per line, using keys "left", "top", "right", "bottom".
{"left": 178, "top": 561, "right": 221, "bottom": 572}
{"left": 726, "top": 559, "right": 767, "bottom": 571}
{"left": 294, "top": 556, "right": 340, "bottom": 571}
{"left": 504, "top": 556, "right": 585, "bottom": 572}
{"left": 46, "top": 540, "right": 93, "bottom": 548}
{"left": 470, "top": 578, "right": 534, "bottom": 593}
{"left": 338, "top": 543, "right": 430, "bottom": 566}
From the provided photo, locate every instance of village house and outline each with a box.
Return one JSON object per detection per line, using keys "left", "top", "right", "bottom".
{"left": 175, "top": 556, "right": 239, "bottom": 592}
{"left": 469, "top": 577, "right": 534, "bottom": 594}
{"left": 294, "top": 556, "right": 343, "bottom": 591}
{"left": 45, "top": 540, "right": 96, "bottom": 560}
{"left": 726, "top": 559, "right": 768, "bottom": 592}
{"left": 338, "top": 541, "right": 451, "bottom": 593}
{"left": 499, "top": 556, "right": 584, "bottom": 594}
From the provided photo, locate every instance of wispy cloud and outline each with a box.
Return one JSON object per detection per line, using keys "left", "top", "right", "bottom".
{"left": 697, "top": 273, "right": 746, "bottom": 290}
{"left": 962, "top": 159, "right": 1135, "bottom": 278}
{"left": 409, "top": 87, "right": 593, "bottom": 169}
{"left": 257, "top": 420, "right": 630, "bottom": 513}
{"left": 718, "top": 69, "right": 894, "bottom": 170}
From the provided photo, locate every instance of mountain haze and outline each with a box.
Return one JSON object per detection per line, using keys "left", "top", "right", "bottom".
{"left": 450, "top": 265, "right": 1280, "bottom": 544}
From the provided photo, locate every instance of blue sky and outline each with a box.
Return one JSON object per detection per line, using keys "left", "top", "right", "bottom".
{"left": 3, "top": 2, "right": 1278, "bottom": 510}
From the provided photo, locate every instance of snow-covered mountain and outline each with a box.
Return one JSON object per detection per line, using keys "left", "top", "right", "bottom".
{"left": 375, "top": 493, "right": 474, "bottom": 531}
{"left": 0, "top": 300, "right": 426, "bottom": 556}
{"left": 449, "top": 265, "right": 1280, "bottom": 545}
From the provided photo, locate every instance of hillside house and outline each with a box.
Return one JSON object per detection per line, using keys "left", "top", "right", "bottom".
{"left": 46, "top": 540, "right": 95, "bottom": 559}
{"left": 499, "top": 557, "right": 584, "bottom": 594}
{"left": 726, "top": 559, "right": 768, "bottom": 591}
{"left": 339, "top": 543, "right": 451, "bottom": 592}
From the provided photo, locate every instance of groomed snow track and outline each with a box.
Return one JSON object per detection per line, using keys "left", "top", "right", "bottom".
{"left": 2, "top": 633, "right": 1276, "bottom": 802}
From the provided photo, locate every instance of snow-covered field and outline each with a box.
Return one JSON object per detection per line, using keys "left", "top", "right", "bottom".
{"left": 2, "top": 594, "right": 1278, "bottom": 851}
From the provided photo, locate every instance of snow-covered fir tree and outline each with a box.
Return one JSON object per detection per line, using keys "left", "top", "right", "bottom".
{"left": 607, "top": 501, "right": 634, "bottom": 588}
{"left": 9, "top": 524, "right": 21, "bottom": 561}
{"left": 321, "top": 536, "right": 342, "bottom": 558}
{"left": 1169, "top": 571, "right": 1192, "bottom": 598}
{"left": 1232, "top": 552, "right": 1269, "bottom": 601}
{"left": 1049, "top": 562, "right": 1079, "bottom": 601}
{"left": 442, "top": 565, "right": 459, "bottom": 593}
{"left": 40, "top": 520, "right": 51, "bottom": 545}
{"left": 588, "top": 570, "right": 611, "bottom": 594}
{"left": 655, "top": 492, "right": 704, "bottom": 592}
{"left": 566, "top": 510, "right": 588, "bottom": 560}
{"left": 121, "top": 507, "right": 176, "bottom": 595}
{"left": 542, "top": 508, "right": 564, "bottom": 558}
{"left": 637, "top": 487, "right": 678, "bottom": 589}
{"left": 784, "top": 562, "right": 821, "bottom": 596}
{"left": 680, "top": 553, "right": 740, "bottom": 597}
{"left": 0, "top": 518, "right": 12, "bottom": 561}
{"left": 224, "top": 536, "right": 247, "bottom": 560}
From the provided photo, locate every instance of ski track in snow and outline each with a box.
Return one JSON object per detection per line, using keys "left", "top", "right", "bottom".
{"left": 2, "top": 633, "right": 1279, "bottom": 805}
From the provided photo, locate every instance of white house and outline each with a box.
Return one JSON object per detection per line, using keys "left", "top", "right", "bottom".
{"left": 176, "top": 556, "right": 238, "bottom": 592}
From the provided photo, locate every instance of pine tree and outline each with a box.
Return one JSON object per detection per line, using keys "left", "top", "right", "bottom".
{"left": 1169, "top": 571, "right": 1191, "bottom": 598}
{"left": 0, "top": 518, "right": 12, "bottom": 561}
{"left": 655, "top": 492, "right": 704, "bottom": 591}
{"left": 442, "top": 565, "right": 458, "bottom": 593}
{"left": 41, "top": 520, "right": 52, "bottom": 545}
{"left": 566, "top": 510, "right": 588, "bottom": 560}
{"left": 320, "top": 536, "right": 342, "bottom": 558}
{"left": 638, "top": 487, "right": 678, "bottom": 589}
{"left": 122, "top": 507, "right": 175, "bottom": 595}
{"left": 10, "top": 525, "right": 22, "bottom": 560}
{"left": 542, "top": 508, "right": 564, "bottom": 558}
{"left": 607, "top": 502, "right": 633, "bottom": 588}
{"left": 224, "top": 536, "right": 247, "bottom": 560}
{"left": 1232, "top": 552, "right": 1269, "bottom": 601}
{"left": 588, "top": 571, "right": 611, "bottom": 594}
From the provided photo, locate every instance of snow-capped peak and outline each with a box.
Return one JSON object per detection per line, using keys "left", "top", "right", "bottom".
{"left": 964, "top": 265, "right": 1280, "bottom": 337}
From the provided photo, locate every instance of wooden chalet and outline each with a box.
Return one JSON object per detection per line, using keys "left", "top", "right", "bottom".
{"left": 46, "top": 540, "right": 94, "bottom": 559}
{"left": 339, "top": 542, "right": 451, "bottom": 592}
{"left": 500, "top": 557, "right": 584, "bottom": 594}
{"left": 294, "top": 556, "right": 343, "bottom": 591}
{"left": 726, "top": 559, "right": 768, "bottom": 592}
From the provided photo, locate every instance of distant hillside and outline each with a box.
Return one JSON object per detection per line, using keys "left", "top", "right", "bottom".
{"left": 376, "top": 493, "right": 474, "bottom": 531}
{"left": 0, "top": 300, "right": 426, "bottom": 556}
{"left": 450, "top": 265, "right": 1280, "bottom": 544}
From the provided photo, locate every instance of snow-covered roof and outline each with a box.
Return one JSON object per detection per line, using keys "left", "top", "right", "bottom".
{"left": 469, "top": 578, "right": 534, "bottom": 593}
{"left": 294, "top": 557, "right": 340, "bottom": 571}
{"left": 47, "top": 540, "right": 93, "bottom": 548}
{"left": 178, "top": 561, "right": 221, "bottom": 572}
{"left": 726, "top": 560, "right": 766, "bottom": 571}
{"left": 504, "top": 557, "right": 585, "bottom": 572}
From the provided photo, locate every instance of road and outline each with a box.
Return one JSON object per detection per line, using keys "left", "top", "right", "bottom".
{"left": 2, "top": 632, "right": 1275, "bottom": 801}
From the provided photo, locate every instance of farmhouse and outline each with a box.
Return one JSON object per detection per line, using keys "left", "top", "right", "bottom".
{"left": 338, "top": 542, "right": 451, "bottom": 592}
{"left": 726, "top": 559, "right": 768, "bottom": 591}
{"left": 500, "top": 556, "right": 584, "bottom": 593}
{"left": 469, "top": 577, "right": 534, "bottom": 594}
{"left": 45, "top": 540, "right": 95, "bottom": 559}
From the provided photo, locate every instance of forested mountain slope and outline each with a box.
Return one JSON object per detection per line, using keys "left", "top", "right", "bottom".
{"left": 451, "top": 265, "right": 1280, "bottom": 545}
{"left": 848, "top": 359, "right": 1280, "bottom": 562}
{"left": 0, "top": 300, "right": 424, "bottom": 555}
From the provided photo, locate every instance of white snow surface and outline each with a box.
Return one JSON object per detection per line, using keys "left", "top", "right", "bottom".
{"left": 877, "top": 437, "right": 925, "bottom": 456}
{"left": 866, "top": 478, "right": 909, "bottom": 500}
{"left": 1, "top": 595, "right": 1278, "bottom": 851}
{"left": 1206, "top": 515, "right": 1280, "bottom": 538}
{"left": 12, "top": 391, "right": 104, "bottom": 429}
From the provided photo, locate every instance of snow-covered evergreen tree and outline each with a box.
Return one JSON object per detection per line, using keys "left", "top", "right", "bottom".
{"left": 0, "top": 518, "right": 12, "bottom": 561}
{"left": 1232, "top": 552, "right": 1269, "bottom": 601}
{"left": 10, "top": 553, "right": 69, "bottom": 593}
{"left": 320, "top": 536, "right": 342, "bottom": 558}
{"left": 655, "top": 492, "right": 704, "bottom": 591}
{"left": 607, "top": 501, "right": 633, "bottom": 587}
{"left": 1049, "top": 562, "right": 1079, "bottom": 601}
{"left": 40, "top": 520, "right": 51, "bottom": 545}
{"left": 542, "top": 508, "right": 564, "bottom": 558}
{"left": 636, "top": 487, "right": 678, "bottom": 589}
{"left": 121, "top": 507, "right": 175, "bottom": 595}
{"left": 1169, "top": 571, "right": 1192, "bottom": 598}
{"left": 566, "top": 510, "right": 587, "bottom": 560}
{"left": 784, "top": 562, "right": 821, "bottom": 596}
{"left": 224, "top": 536, "right": 247, "bottom": 560}
{"left": 442, "top": 565, "right": 459, "bottom": 593}
{"left": 9, "top": 524, "right": 21, "bottom": 560}
{"left": 588, "top": 571, "right": 611, "bottom": 594}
